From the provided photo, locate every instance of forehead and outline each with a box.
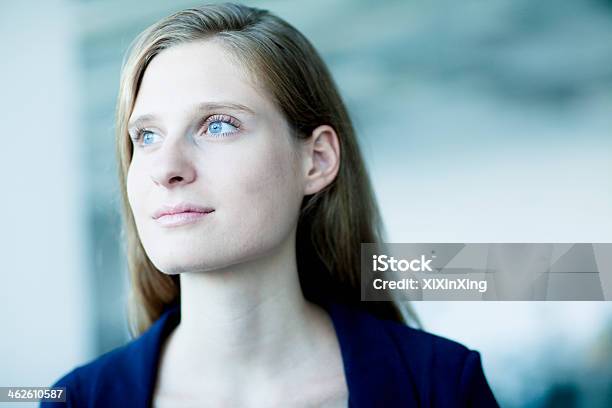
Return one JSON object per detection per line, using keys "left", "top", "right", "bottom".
{"left": 131, "top": 39, "right": 271, "bottom": 118}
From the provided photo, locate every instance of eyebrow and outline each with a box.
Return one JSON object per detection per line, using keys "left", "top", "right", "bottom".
{"left": 127, "top": 101, "right": 255, "bottom": 130}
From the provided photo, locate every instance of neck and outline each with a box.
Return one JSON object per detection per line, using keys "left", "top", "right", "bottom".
{"left": 166, "top": 231, "right": 333, "bottom": 377}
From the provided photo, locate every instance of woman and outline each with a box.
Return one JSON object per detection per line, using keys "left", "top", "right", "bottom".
{"left": 45, "top": 3, "right": 498, "bottom": 407}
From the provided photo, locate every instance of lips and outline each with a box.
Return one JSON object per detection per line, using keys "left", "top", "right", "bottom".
{"left": 155, "top": 211, "right": 213, "bottom": 227}
{"left": 150, "top": 203, "right": 214, "bottom": 229}
{"left": 152, "top": 204, "right": 215, "bottom": 227}
{"left": 152, "top": 203, "right": 215, "bottom": 220}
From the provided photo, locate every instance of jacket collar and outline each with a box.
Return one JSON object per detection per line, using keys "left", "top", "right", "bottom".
{"left": 324, "top": 301, "right": 418, "bottom": 406}
{"left": 133, "top": 301, "right": 416, "bottom": 407}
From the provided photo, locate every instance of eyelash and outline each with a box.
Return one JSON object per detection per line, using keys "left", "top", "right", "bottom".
{"left": 130, "top": 114, "right": 241, "bottom": 144}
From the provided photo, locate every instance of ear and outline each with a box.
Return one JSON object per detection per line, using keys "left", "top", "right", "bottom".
{"left": 302, "top": 125, "right": 340, "bottom": 195}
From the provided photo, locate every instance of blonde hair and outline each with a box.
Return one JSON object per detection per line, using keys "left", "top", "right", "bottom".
{"left": 115, "top": 2, "right": 416, "bottom": 336}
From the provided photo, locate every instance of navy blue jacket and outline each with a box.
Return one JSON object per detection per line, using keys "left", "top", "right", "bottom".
{"left": 43, "top": 302, "right": 499, "bottom": 407}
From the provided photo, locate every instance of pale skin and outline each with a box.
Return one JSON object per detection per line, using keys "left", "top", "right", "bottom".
{"left": 126, "top": 39, "right": 348, "bottom": 407}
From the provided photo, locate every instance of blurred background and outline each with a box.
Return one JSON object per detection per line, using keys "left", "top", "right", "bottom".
{"left": 1, "top": 0, "right": 611, "bottom": 406}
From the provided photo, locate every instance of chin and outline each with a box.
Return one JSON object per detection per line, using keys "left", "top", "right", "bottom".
{"left": 149, "top": 241, "right": 276, "bottom": 276}
{"left": 147, "top": 249, "right": 217, "bottom": 275}
{"left": 145, "top": 244, "right": 234, "bottom": 274}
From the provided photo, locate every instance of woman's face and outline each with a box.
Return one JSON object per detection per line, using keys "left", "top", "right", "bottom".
{"left": 126, "top": 40, "right": 305, "bottom": 274}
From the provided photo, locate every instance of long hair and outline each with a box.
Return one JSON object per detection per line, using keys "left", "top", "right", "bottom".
{"left": 115, "top": 2, "right": 418, "bottom": 336}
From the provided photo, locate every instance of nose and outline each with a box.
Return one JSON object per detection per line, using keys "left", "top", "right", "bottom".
{"left": 149, "top": 138, "right": 196, "bottom": 188}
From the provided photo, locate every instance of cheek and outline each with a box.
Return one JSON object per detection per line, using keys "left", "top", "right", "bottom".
{"left": 217, "top": 140, "right": 302, "bottom": 230}
{"left": 126, "top": 160, "right": 147, "bottom": 218}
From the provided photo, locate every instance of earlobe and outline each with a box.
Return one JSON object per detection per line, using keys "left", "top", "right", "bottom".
{"left": 303, "top": 125, "right": 340, "bottom": 195}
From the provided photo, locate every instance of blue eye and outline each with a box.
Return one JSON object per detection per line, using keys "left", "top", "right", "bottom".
{"left": 142, "top": 130, "right": 159, "bottom": 145}
{"left": 207, "top": 120, "right": 237, "bottom": 136}
{"left": 130, "top": 129, "right": 161, "bottom": 147}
